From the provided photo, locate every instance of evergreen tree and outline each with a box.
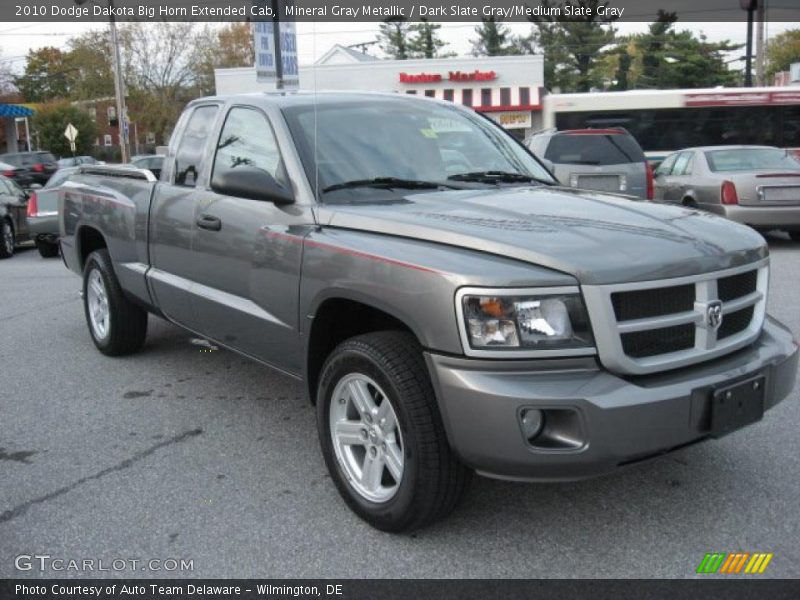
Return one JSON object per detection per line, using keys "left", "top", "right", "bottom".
{"left": 409, "top": 20, "right": 448, "bottom": 59}
{"left": 378, "top": 18, "right": 412, "bottom": 60}
{"left": 471, "top": 17, "right": 518, "bottom": 56}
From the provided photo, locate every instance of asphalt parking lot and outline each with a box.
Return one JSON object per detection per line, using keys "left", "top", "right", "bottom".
{"left": 1, "top": 234, "right": 799, "bottom": 579}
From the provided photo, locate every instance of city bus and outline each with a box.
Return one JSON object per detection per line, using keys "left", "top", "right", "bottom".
{"left": 542, "top": 87, "right": 800, "bottom": 161}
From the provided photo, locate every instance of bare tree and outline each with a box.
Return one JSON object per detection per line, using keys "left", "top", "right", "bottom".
{"left": 119, "top": 22, "right": 200, "bottom": 144}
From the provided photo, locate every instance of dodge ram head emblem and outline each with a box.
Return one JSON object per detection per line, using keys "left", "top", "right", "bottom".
{"left": 706, "top": 301, "right": 723, "bottom": 330}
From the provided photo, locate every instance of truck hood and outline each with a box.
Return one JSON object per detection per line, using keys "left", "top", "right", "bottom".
{"left": 316, "top": 186, "right": 767, "bottom": 285}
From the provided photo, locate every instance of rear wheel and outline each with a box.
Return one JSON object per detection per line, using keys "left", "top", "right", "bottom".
{"left": 317, "top": 331, "right": 471, "bottom": 532}
{"left": 0, "top": 219, "right": 14, "bottom": 259}
{"left": 36, "top": 239, "right": 59, "bottom": 258}
{"left": 82, "top": 249, "right": 148, "bottom": 356}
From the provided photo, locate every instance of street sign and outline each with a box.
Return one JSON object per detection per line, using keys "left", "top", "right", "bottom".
{"left": 69, "top": 141, "right": 76, "bottom": 153}
{"left": 64, "top": 123, "right": 78, "bottom": 143}
{"left": 253, "top": 0, "right": 299, "bottom": 89}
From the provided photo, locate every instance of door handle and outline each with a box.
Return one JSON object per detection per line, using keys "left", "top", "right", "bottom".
{"left": 196, "top": 214, "right": 222, "bottom": 231}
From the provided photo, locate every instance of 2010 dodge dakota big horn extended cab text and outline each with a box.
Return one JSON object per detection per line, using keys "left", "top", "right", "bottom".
{"left": 59, "top": 93, "right": 798, "bottom": 532}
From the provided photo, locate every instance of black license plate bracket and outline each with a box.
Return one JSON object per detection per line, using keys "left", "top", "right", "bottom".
{"left": 710, "top": 375, "right": 766, "bottom": 438}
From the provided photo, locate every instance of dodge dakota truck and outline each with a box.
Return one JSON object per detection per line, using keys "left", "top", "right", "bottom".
{"left": 59, "top": 92, "right": 798, "bottom": 532}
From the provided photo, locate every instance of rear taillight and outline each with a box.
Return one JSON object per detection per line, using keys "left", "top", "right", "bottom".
{"left": 721, "top": 181, "right": 739, "bottom": 205}
{"left": 645, "top": 162, "right": 654, "bottom": 200}
{"left": 2, "top": 169, "right": 13, "bottom": 177}
{"left": 26, "top": 191, "right": 38, "bottom": 217}
{"left": 32, "top": 163, "right": 44, "bottom": 172}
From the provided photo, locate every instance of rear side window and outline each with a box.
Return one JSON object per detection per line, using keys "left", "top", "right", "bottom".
{"left": 671, "top": 152, "right": 694, "bottom": 175}
{"left": 174, "top": 105, "right": 219, "bottom": 187}
{"left": 212, "top": 107, "right": 287, "bottom": 190}
{"left": 655, "top": 153, "right": 677, "bottom": 175}
{"left": 45, "top": 169, "right": 76, "bottom": 188}
{"left": 545, "top": 133, "right": 645, "bottom": 165}
{"left": 35, "top": 152, "right": 56, "bottom": 163}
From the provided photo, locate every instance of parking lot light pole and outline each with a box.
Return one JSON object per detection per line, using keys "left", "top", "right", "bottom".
{"left": 74, "top": 0, "right": 129, "bottom": 163}
{"left": 740, "top": 0, "right": 758, "bottom": 87}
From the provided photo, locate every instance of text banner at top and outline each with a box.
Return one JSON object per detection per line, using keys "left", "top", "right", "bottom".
{"left": 6, "top": 0, "right": 800, "bottom": 22}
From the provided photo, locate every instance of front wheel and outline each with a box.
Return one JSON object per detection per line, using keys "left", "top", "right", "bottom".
{"left": 317, "top": 331, "right": 471, "bottom": 532}
{"left": 83, "top": 249, "right": 148, "bottom": 356}
{"left": 0, "top": 219, "right": 14, "bottom": 259}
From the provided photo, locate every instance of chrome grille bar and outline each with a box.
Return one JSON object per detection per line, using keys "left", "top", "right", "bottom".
{"left": 582, "top": 259, "right": 769, "bottom": 375}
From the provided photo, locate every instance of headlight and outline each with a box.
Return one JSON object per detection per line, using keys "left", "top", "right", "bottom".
{"left": 457, "top": 287, "right": 595, "bottom": 357}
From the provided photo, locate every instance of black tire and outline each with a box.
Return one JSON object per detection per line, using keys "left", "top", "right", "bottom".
{"left": 36, "top": 240, "right": 60, "bottom": 258}
{"left": 789, "top": 231, "right": 800, "bottom": 243}
{"left": 317, "top": 330, "right": 471, "bottom": 532}
{"left": 0, "top": 219, "right": 14, "bottom": 259}
{"left": 82, "top": 249, "right": 148, "bottom": 356}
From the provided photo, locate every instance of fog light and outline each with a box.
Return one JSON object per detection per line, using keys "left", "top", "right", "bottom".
{"left": 520, "top": 409, "right": 544, "bottom": 441}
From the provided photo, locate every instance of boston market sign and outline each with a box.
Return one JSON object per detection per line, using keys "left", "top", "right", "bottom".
{"left": 399, "top": 70, "right": 498, "bottom": 84}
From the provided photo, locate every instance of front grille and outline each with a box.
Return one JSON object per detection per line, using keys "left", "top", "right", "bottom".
{"left": 612, "top": 284, "right": 694, "bottom": 321}
{"left": 621, "top": 324, "right": 695, "bottom": 358}
{"left": 718, "top": 305, "right": 755, "bottom": 340}
{"left": 582, "top": 262, "right": 768, "bottom": 375}
{"left": 718, "top": 270, "right": 758, "bottom": 302}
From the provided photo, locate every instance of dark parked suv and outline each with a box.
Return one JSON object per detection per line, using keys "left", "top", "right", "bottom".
{"left": 0, "top": 151, "right": 58, "bottom": 186}
{"left": 525, "top": 128, "right": 653, "bottom": 199}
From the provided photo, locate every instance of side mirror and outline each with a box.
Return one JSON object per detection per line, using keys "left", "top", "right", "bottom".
{"left": 211, "top": 166, "right": 294, "bottom": 205}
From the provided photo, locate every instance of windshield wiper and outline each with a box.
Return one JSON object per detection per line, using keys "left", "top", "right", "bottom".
{"left": 447, "top": 171, "right": 550, "bottom": 185}
{"left": 322, "top": 177, "right": 460, "bottom": 194}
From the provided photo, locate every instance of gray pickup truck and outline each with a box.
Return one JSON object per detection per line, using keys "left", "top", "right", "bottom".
{"left": 59, "top": 92, "right": 798, "bottom": 532}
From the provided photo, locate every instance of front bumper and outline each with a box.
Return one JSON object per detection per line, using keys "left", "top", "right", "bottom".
{"left": 426, "top": 317, "right": 798, "bottom": 481}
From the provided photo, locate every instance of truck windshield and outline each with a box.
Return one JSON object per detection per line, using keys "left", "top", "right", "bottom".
{"left": 282, "top": 98, "right": 554, "bottom": 199}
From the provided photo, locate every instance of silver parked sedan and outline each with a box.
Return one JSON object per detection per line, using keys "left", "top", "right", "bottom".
{"left": 653, "top": 145, "right": 800, "bottom": 241}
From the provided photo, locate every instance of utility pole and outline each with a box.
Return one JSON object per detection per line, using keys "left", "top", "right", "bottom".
{"left": 741, "top": 0, "right": 756, "bottom": 87}
{"left": 75, "top": 0, "right": 128, "bottom": 162}
{"left": 755, "top": 0, "right": 766, "bottom": 86}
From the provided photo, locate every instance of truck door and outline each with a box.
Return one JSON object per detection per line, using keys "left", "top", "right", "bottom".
{"left": 147, "top": 103, "right": 219, "bottom": 328}
{"left": 190, "top": 105, "right": 311, "bottom": 374}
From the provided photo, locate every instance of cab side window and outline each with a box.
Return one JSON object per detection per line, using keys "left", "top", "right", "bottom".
{"left": 174, "top": 105, "right": 219, "bottom": 187}
{"left": 211, "top": 107, "right": 287, "bottom": 191}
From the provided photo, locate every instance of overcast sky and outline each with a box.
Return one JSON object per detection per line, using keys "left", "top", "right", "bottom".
{"left": 0, "top": 20, "right": 795, "bottom": 73}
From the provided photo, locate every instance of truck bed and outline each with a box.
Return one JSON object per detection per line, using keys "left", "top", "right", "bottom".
{"left": 59, "top": 165, "right": 159, "bottom": 308}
